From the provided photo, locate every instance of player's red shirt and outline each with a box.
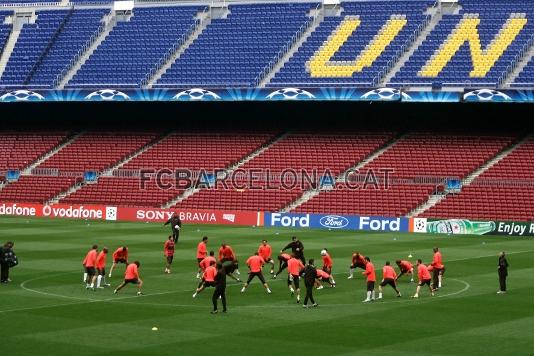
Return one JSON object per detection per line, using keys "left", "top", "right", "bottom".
{"left": 83, "top": 249, "right": 97, "bottom": 267}
{"left": 352, "top": 253, "right": 367, "bottom": 265}
{"left": 382, "top": 265, "right": 397, "bottom": 280}
{"left": 218, "top": 246, "right": 235, "bottom": 261}
{"left": 316, "top": 269, "right": 330, "bottom": 279}
{"left": 113, "top": 248, "right": 128, "bottom": 261}
{"left": 125, "top": 263, "right": 139, "bottom": 280}
{"left": 164, "top": 240, "right": 175, "bottom": 257}
{"left": 399, "top": 260, "right": 413, "bottom": 271}
{"left": 280, "top": 253, "right": 291, "bottom": 261}
{"left": 247, "top": 255, "right": 265, "bottom": 273}
{"left": 196, "top": 242, "right": 207, "bottom": 259}
{"left": 418, "top": 264, "right": 432, "bottom": 281}
{"left": 363, "top": 262, "right": 376, "bottom": 282}
{"left": 200, "top": 256, "right": 216, "bottom": 270}
{"left": 258, "top": 244, "right": 272, "bottom": 260}
{"left": 203, "top": 265, "right": 217, "bottom": 282}
{"left": 322, "top": 254, "right": 333, "bottom": 268}
{"left": 432, "top": 251, "right": 444, "bottom": 269}
{"left": 96, "top": 250, "right": 107, "bottom": 269}
{"left": 287, "top": 258, "right": 304, "bottom": 276}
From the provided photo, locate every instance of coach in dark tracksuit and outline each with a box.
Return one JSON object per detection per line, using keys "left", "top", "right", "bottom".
{"left": 497, "top": 251, "right": 509, "bottom": 294}
{"left": 282, "top": 236, "right": 305, "bottom": 264}
{"left": 164, "top": 213, "right": 182, "bottom": 243}
{"left": 212, "top": 263, "right": 227, "bottom": 313}
{"left": 0, "top": 241, "right": 16, "bottom": 284}
{"left": 301, "top": 259, "right": 318, "bottom": 308}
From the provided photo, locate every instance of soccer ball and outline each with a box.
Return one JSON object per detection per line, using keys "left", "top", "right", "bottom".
{"left": 266, "top": 88, "right": 315, "bottom": 100}
{"left": 320, "top": 249, "right": 327, "bottom": 256}
{"left": 172, "top": 88, "right": 221, "bottom": 101}
{"left": 360, "top": 88, "right": 400, "bottom": 101}
{"left": 85, "top": 89, "right": 130, "bottom": 101}
{"left": 463, "top": 89, "right": 511, "bottom": 102}
{"left": 0, "top": 90, "right": 45, "bottom": 102}
{"left": 174, "top": 225, "right": 180, "bottom": 230}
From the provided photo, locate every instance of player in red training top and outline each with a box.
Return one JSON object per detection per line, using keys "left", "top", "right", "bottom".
{"left": 348, "top": 252, "right": 367, "bottom": 279}
{"left": 96, "top": 247, "right": 110, "bottom": 289}
{"left": 219, "top": 243, "right": 240, "bottom": 276}
{"left": 412, "top": 259, "right": 434, "bottom": 298}
{"left": 114, "top": 261, "right": 143, "bottom": 296}
{"left": 199, "top": 251, "right": 217, "bottom": 271}
{"left": 82, "top": 245, "right": 98, "bottom": 290}
{"left": 378, "top": 261, "right": 401, "bottom": 299}
{"left": 273, "top": 253, "right": 291, "bottom": 278}
{"left": 164, "top": 236, "right": 175, "bottom": 274}
{"left": 193, "top": 260, "right": 217, "bottom": 298}
{"left": 431, "top": 247, "right": 444, "bottom": 289}
{"left": 108, "top": 246, "right": 128, "bottom": 278}
{"left": 196, "top": 236, "right": 208, "bottom": 279}
{"left": 320, "top": 248, "right": 335, "bottom": 281}
{"left": 287, "top": 255, "right": 305, "bottom": 303}
{"left": 395, "top": 259, "right": 414, "bottom": 282}
{"left": 315, "top": 269, "right": 336, "bottom": 289}
{"left": 241, "top": 252, "right": 272, "bottom": 294}
{"left": 362, "top": 256, "right": 376, "bottom": 303}
{"left": 258, "top": 240, "right": 275, "bottom": 274}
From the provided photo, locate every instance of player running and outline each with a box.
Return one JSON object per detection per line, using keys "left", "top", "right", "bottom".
{"left": 164, "top": 236, "right": 175, "bottom": 274}
{"left": 273, "top": 253, "right": 291, "bottom": 278}
{"left": 108, "top": 246, "right": 128, "bottom": 278}
{"left": 258, "top": 240, "right": 275, "bottom": 274}
{"left": 281, "top": 236, "right": 305, "bottom": 264}
{"left": 315, "top": 269, "right": 336, "bottom": 289}
{"left": 114, "top": 261, "right": 143, "bottom": 296}
{"left": 287, "top": 255, "right": 305, "bottom": 303}
{"left": 241, "top": 252, "right": 272, "bottom": 294}
{"left": 378, "top": 261, "right": 401, "bottom": 299}
{"left": 83, "top": 245, "right": 98, "bottom": 290}
{"left": 395, "top": 259, "right": 414, "bottom": 282}
{"left": 219, "top": 243, "right": 240, "bottom": 276}
{"left": 95, "top": 247, "right": 110, "bottom": 289}
{"left": 362, "top": 257, "right": 376, "bottom": 303}
{"left": 193, "top": 260, "right": 217, "bottom": 298}
{"left": 431, "top": 247, "right": 444, "bottom": 289}
{"left": 412, "top": 259, "right": 434, "bottom": 298}
{"left": 196, "top": 236, "right": 208, "bottom": 278}
{"left": 348, "top": 252, "right": 367, "bottom": 279}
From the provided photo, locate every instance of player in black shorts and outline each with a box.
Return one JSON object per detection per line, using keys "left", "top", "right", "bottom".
{"left": 378, "top": 261, "right": 401, "bottom": 299}
{"left": 273, "top": 253, "right": 291, "bottom": 278}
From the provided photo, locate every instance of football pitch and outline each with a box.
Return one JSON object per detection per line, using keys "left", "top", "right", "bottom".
{"left": 1, "top": 216, "right": 533, "bottom": 356}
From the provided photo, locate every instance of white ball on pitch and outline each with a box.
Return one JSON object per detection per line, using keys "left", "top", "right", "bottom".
{"left": 152, "top": 327, "right": 158, "bottom": 331}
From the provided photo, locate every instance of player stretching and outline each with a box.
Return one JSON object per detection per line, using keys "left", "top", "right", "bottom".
{"left": 241, "top": 252, "right": 272, "bottom": 294}
{"left": 219, "top": 243, "right": 240, "bottom": 275}
{"left": 108, "top": 246, "right": 128, "bottom": 278}
{"left": 193, "top": 260, "right": 217, "bottom": 298}
{"left": 82, "top": 245, "right": 98, "bottom": 290}
{"left": 395, "top": 259, "right": 414, "bottom": 282}
{"left": 96, "top": 247, "right": 110, "bottom": 289}
{"left": 348, "top": 252, "right": 367, "bottom": 279}
{"left": 273, "top": 253, "right": 291, "bottom": 278}
{"left": 258, "top": 240, "right": 275, "bottom": 274}
{"left": 320, "top": 249, "right": 335, "bottom": 283}
{"left": 200, "top": 251, "right": 217, "bottom": 272}
{"left": 114, "top": 261, "right": 143, "bottom": 296}
{"left": 378, "top": 261, "right": 401, "bottom": 299}
{"left": 196, "top": 236, "right": 208, "bottom": 278}
{"left": 315, "top": 269, "right": 336, "bottom": 289}
{"left": 287, "top": 255, "right": 305, "bottom": 303}
{"left": 431, "top": 247, "right": 444, "bottom": 289}
{"left": 164, "top": 236, "right": 175, "bottom": 274}
{"left": 412, "top": 259, "right": 434, "bottom": 298}
{"left": 362, "top": 257, "right": 376, "bottom": 303}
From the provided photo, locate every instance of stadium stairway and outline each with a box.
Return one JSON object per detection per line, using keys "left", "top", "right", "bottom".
{"left": 282, "top": 133, "right": 403, "bottom": 212}
{"left": 503, "top": 39, "right": 534, "bottom": 87}
{"left": 0, "top": 16, "right": 21, "bottom": 80}
{"left": 407, "top": 135, "right": 528, "bottom": 217}
{"left": 258, "top": 4, "right": 326, "bottom": 88}
{"left": 57, "top": 9, "right": 115, "bottom": 89}
{"left": 21, "top": 132, "right": 79, "bottom": 174}
{"left": 145, "top": 7, "right": 212, "bottom": 88}
{"left": 163, "top": 132, "right": 287, "bottom": 208}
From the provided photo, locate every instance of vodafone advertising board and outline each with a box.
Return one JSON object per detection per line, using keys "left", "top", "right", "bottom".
{"left": 0, "top": 202, "right": 260, "bottom": 226}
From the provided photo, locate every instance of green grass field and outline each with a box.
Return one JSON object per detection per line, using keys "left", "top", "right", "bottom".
{"left": 1, "top": 216, "right": 533, "bottom": 356}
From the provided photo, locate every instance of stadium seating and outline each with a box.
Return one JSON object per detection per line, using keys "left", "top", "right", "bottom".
{"left": 0, "top": 176, "right": 76, "bottom": 203}
{"left": 270, "top": 0, "right": 434, "bottom": 87}
{"left": 68, "top": 6, "right": 203, "bottom": 88}
{"left": 512, "top": 56, "right": 534, "bottom": 87}
{"left": 0, "top": 132, "right": 68, "bottom": 171}
{"left": 156, "top": 3, "right": 319, "bottom": 87}
{"left": 0, "top": 12, "right": 11, "bottom": 55}
{"left": 422, "top": 137, "right": 534, "bottom": 221}
{"left": 175, "top": 133, "right": 393, "bottom": 211}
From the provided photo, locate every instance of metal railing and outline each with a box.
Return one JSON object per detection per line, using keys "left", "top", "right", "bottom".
{"left": 0, "top": 2, "right": 62, "bottom": 7}
{"left": 498, "top": 33, "right": 534, "bottom": 88}
{"left": 252, "top": 2, "right": 322, "bottom": 88}
{"left": 52, "top": 8, "right": 113, "bottom": 88}
{"left": 140, "top": 6, "right": 209, "bottom": 88}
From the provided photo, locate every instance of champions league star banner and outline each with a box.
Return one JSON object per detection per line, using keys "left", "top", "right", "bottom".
{"left": 409, "top": 217, "right": 534, "bottom": 236}
{"left": 462, "top": 89, "right": 534, "bottom": 103}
